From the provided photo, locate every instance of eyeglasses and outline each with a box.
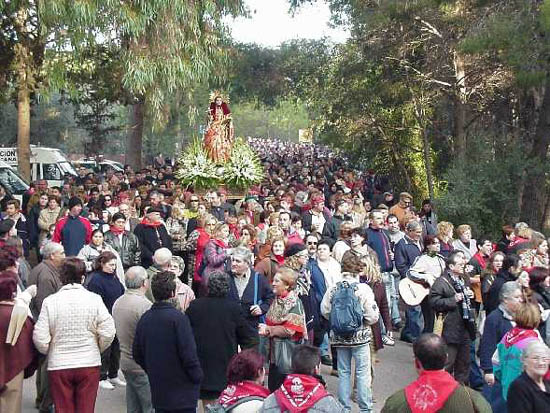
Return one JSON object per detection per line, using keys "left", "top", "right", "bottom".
{"left": 104, "top": 198, "right": 112, "bottom": 201}
{"left": 307, "top": 241, "right": 318, "bottom": 246}
{"left": 526, "top": 356, "right": 550, "bottom": 363}
{"left": 190, "top": 199, "right": 199, "bottom": 202}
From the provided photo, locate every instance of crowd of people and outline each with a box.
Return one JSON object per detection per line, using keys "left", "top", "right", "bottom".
{"left": 0, "top": 137, "right": 549, "bottom": 413}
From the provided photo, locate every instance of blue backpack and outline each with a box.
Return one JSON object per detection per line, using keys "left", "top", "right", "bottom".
{"left": 330, "top": 281, "right": 364, "bottom": 337}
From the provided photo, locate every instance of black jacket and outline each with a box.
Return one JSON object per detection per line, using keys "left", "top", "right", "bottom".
{"left": 478, "top": 306, "right": 514, "bottom": 373}
{"left": 133, "top": 223, "right": 173, "bottom": 268}
{"left": 104, "top": 230, "right": 141, "bottom": 269}
{"left": 228, "top": 270, "right": 274, "bottom": 330}
{"left": 429, "top": 271, "right": 471, "bottom": 345}
{"left": 485, "top": 269, "right": 516, "bottom": 315}
{"left": 186, "top": 297, "right": 258, "bottom": 393}
{"left": 507, "top": 372, "right": 550, "bottom": 413}
{"left": 301, "top": 210, "right": 336, "bottom": 245}
{"left": 133, "top": 301, "right": 203, "bottom": 410}
{"left": 27, "top": 204, "right": 43, "bottom": 248}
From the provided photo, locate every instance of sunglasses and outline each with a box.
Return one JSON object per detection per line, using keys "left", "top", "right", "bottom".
{"left": 190, "top": 199, "right": 199, "bottom": 202}
{"left": 307, "top": 241, "right": 318, "bottom": 245}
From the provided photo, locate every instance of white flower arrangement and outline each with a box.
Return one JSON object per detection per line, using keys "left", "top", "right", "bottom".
{"left": 223, "top": 138, "right": 264, "bottom": 189}
{"left": 175, "top": 138, "right": 220, "bottom": 189}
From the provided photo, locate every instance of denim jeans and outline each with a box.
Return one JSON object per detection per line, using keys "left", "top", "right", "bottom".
{"left": 123, "top": 370, "right": 154, "bottom": 413}
{"left": 401, "top": 305, "right": 423, "bottom": 341}
{"left": 336, "top": 344, "right": 372, "bottom": 413}
{"left": 320, "top": 333, "right": 330, "bottom": 357}
{"left": 382, "top": 272, "right": 401, "bottom": 325}
{"left": 482, "top": 381, "right": 507, "bottom": 413}
{"left": 469, "top": 341, "right": 484, "bottom": 390}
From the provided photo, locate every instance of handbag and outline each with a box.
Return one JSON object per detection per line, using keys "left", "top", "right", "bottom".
{"left": 271, "top": 337, "right": 301, "bottom": 374}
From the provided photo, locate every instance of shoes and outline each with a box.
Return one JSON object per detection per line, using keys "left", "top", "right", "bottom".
{"left": 400, "top": 335, "right": 415, "bottom": 344}
{"left": 99, "top": 380, "right": 115, "bottom": 390}
{"left": 382, "top": 335, "right": 395, "bottom": 346}
{"left": 109, "top": 377, "right": 127, "bottom": 387}
{"left": 321, "top": 355, "right": 332, "bottom": 366}
{"left": 330, "top": 369, "right": 339, "bottom": 377}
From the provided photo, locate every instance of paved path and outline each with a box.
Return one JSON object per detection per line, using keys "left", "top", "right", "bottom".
{"left": 22, "top": 340, "right": 416, "bottom": 413}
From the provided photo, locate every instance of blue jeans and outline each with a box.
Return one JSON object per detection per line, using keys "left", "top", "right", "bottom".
{"left": 336, "top": 344, "right": 372, "bottom": 413}
{"left": 401, "top": 305, "right": 423, "bottom": 341}
{"left": 382, "top": 272, "right": 401, "bottom": 325}
{"left": 320, "top": 333, "right": 330, "bottom": 357}
{"left": 469, "top": 341, "right": 483, "bottom": 390}
{"left": 123, "top": 370, "right": 154, "bottom": 413}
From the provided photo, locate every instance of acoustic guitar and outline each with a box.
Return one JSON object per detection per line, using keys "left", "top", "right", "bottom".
{"left": 399, "top": 277, "right": 430, "bottom": 306}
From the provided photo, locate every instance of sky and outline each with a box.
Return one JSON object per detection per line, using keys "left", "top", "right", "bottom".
{"left": 229, "top": 0, "right": 348, "bottom": 47}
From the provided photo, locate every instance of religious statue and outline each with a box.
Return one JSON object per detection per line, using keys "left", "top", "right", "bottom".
{"left": 204, "top": 92, "right": 234, "bottom": 163}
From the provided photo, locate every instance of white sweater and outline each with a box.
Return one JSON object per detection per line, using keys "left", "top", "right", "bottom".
{"left": 317, "top": 257, "right": 342, "bottom": 290}
{"left": 33, "top": 284, "right": 115, "bottom": 371}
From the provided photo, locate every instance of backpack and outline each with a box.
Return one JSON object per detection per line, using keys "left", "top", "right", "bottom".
{"left": 330, "top": 280, "right": 364, "bottom": 337}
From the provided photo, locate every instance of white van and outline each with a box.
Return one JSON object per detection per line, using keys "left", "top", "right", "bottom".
{"left": 0, "top": 160, "right": 29, "bottom": 204}
{"left": 0, "top": 146, "right": 77, "bottom": 187}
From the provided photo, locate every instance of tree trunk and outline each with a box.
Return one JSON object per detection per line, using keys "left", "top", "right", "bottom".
{"left": 126, "top": 101, "right": 144, "bottom": 170}
{"left": 422, "top": 127, "right": 435, "bottom": 200}
{"left": 520, "top": 81, "right": 550, "bottom": 227}
{"left": 453, "top": 51, "right": 467, "bottom": 160}
{"left": 16, "top": 69, "right": 31, "bottom": 181}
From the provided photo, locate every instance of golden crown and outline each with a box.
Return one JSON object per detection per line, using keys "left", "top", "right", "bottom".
{"left": 209, "top": 90, "right": 230, "bottom": 104}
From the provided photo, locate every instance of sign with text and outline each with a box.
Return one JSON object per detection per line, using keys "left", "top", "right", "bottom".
{"left": 0, "top": 148, "right": 18, "bottom": 163}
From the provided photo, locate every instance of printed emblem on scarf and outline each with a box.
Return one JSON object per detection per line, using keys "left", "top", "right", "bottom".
{"left": 225, "top": 385, "right": 236, "bottom": 396}
{"left": 412, "top": 384, "right": 438, "bottom": 410}
{"left": 290, "top": 377, "right": 304, "bottom": 395}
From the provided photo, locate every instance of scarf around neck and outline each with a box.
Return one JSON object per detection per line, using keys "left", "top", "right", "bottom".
{"left": 404, "top": 369, "right": 459, "bottom": 413}
{"left": 218, "top": 381, "right": 269, "bottom": 409}
{"left": 109, "top": 225, "right": 125, "bottom": 235}
{"left": 274, "top": 374, "right": 329, "bottom": 413}
{"left": 266, "top": 290, "right": 306, "bottom": 337}
{"left": 502, "top": 327, "right": 539, "bottom": 348}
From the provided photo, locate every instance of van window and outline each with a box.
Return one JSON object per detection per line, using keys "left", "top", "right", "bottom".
{"left": 43, "top": 164, "right": 63, "bottom": 181}
{"left": 0, "top": 168, "right": 28, "bottom": 194}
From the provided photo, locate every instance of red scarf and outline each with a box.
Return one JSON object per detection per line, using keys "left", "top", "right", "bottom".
{"left": 274, "top": 374, "right": 329, "bottom": 413}
{"left": 218, "top": 381, "right": 269, "bottom": 409}
{"left": 472, "top": 252, "right": 488, "bottom": 270}
{"left": 404, "top": 370, "right": 458, "bottom": 413}
{"left": 141, "top": 217, "right": 163, "bottom": 228}
{"left": 274, "top": 254, "right": 285, "bottom": 265}
{"left": 212, "top": 238, "right": 228, "bottom": 249}
{"left": 109, "top": 225, "right": 125, "bottom": 235}
{"left": 503, "top": 327, "right": 539, "bottom": 348}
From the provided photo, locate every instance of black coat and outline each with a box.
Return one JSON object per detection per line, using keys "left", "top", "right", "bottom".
{"left": 104, "top": 230, "right": 141, "bottom": 269}
{"left": 394, "top": 236, "right": 422, "bottom": 278}
{"left": 228, "top": 270, "right": 274, "bottom": 330}
{"left": 186, "top": 297, "right": 258, "bottom": 393}
{"left": 133, "top": 223, "right": 173, "bottom": 268}
{"left": 485, "top": 269, "right": 516, "bottom": 314}
{"left": 133, "top": 301, "right": 203, "bottom": 410}
{"left": 429, "top": 271, "right": 471, "bottom": 345}
{"left": 301, "top": 211, "right": 336, "bottom": 245}
{"left": 507, "top": 372, "right": 550, "bottom": 413}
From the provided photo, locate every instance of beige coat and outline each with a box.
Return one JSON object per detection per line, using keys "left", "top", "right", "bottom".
{"left": 37, "top": 207, "right": 61, "bottom": 244}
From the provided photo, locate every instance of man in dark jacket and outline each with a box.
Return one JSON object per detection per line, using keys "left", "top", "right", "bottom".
{"left": 133, "top": 207, "right": 173, "bottom": 268}
{"left": 484, "top": 254, "right": 521, "bottom": 314}
{"left": 227, "top": 247, "right": 274, "bottom": 332}
{"left": 429, "top": 251, "right": 475, "bottom": 384}
{"left": 394, "top": 220, "right": 423, "bottom": 343}
{"left": 478, "top": 281, "right": 522, "bottom": 411}
{"left": 133, "top": 271, "right": 203, "bottom": 413}
{"left": 104, "top": 212, "right": 141, "bottom": 270}
{"left": 3, "top": 199, "right": 30, "bottom": 257}
{"left": 301, "top": 195, "right": 336, "bottom": 246}
{"left": 187, "top": 271, "right": 257, "bottom": 406}
{"left": 27, "top": 192, "right": 48, "bottom": 258}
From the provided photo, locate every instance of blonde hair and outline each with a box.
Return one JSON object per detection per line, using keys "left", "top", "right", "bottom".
{"left": 456, "top": 224, "right": 471, "bottom": 237}
{"left": 275, "top": 267, "right": 298, "bottom": 289}
{"left": 514, "top": 303, "right": 541, "bottom": 330}
{"left": 437, "top": 221, "right": 454, "bottom": 239}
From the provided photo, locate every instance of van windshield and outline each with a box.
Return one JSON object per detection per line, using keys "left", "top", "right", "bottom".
{"left": 59, "top": 161, "right": 77, "bottom": 176}
{"left": 0, "top": 168, "right": 29, "bottom": 195}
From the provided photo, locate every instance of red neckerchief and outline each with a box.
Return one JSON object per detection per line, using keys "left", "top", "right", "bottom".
{"left": 274, "top": 254, "right": 285, "bottom": 265}
{"left": 274, "top": 374, "right": 329, "bottom": 413}
{"left": 141, "top": 217, "right": 163, "bottom": 228}
{"left": 503, "top": 327, "right": 539, "bottom": 348}
{"left": 472, "top": 252, "right": 488, "bottom": 270}
{"left": 218, "top": 381, "right": 269, "bottom": 409}
{"left": 404, "top": 370, "right": 458, "bottom": 413}
{"left": 109, "top": 225, "right": 125, "bottom": 235}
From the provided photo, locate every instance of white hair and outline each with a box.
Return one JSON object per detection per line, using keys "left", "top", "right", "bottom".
{"left": 125, "top": 266, "right": 148, "bottom": 289}
{"left": 42, "top": 242, "right": 64, "bottom": 259}
{"left": 153, "top": 248, "right": 172, "bottom": 267}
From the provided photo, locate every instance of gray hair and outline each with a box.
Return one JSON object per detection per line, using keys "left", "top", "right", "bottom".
{"left": 499, "top": 281, "right": 521, "bottom": 303}
{"left": 153, "top": 248, "right": 172, "bottom": 267}
{"left": 125, "top": 266, "right": 148, "bottom": 289}
{"left": 207, "top": 271, "right": 230, "bottom": 298}
{"left": 406, "top": 220, "right": 421, "bottom": 232}
{"left": 521, "top": 341, "right": 550, "bottom": 365}
{"left": 231, "top": 246, "right": 254, "bottom": 265}
{"left": 42, "top": 242, "right": 64, "bottom": 259}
